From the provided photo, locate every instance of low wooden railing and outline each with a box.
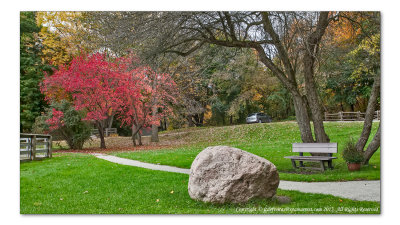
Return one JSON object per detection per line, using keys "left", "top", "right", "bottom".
{"left": 20, "top": 133, "right": 52, "bottom": 162}
{"left": 324, "top": 110, "right": 380, "bottom": 121}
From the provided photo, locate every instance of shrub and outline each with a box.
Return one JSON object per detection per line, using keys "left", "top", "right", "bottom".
{"left": 33, "top": 101, "right": 92, "bottom": 149}
{"left": 341, "top": 138, "right": 364, "bottom": 163}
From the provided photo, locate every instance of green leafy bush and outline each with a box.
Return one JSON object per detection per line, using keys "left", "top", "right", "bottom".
{"left": 32, "top": 101, "right": 92, "bottom": 149}
{"left": 341, "top": 138, "right": 364, "bottom": 163}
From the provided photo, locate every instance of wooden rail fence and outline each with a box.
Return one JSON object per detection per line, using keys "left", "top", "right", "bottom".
{"left": 90, "top": 128, "right": 117, "bottom": 137}
{"left": 324, "top": 110, "right": 380, "bottom": 121}
{"left": 20, "top": 133, "right": 52, "bottom": 162}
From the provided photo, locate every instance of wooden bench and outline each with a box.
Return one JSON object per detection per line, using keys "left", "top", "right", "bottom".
{"left": 284, "top": 143, "right": 337, "bottom": 171}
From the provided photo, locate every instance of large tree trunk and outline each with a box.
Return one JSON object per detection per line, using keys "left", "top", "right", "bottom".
{"left": 303, "top": 52, "right": 330, "bottom": 143}
{"left": 132, "top": 124, "right": 138, "bottom": 146}
{"left": 291, "top": 93, "right": 315, "bottom": 143}
{"left": 256, "top": 47, "right": 314, "bottom": 143}
{"left": 356, "top": 74, "right": 381, "bottom": 151}
{"left": 97, "top": 121, "right": 106, "bottom": 149}
{"left": 137, "top": 132, "right": 143, "bottom": 145}
{"left": 302, "top": 11, "right": 330, "bottom": 143}
{"left": 199, "top": 112, "right": 204, "bottom": 125}
{"left": 150, "top": 103, "right": 159, "bottom": 142}
{"left": 132, "top": 124, "right": 143, "bottom": 146}
{"left": 187, "top": 115, "right": 194, "bottom": 127}
{"left": 363, "top": 124, "right": 381, "bottom": 165}
{"left": 150, "top": 69, "right": 159, "bottom": 142}
{"left": 163, "top": 117, "right": 167, "bottom": 130}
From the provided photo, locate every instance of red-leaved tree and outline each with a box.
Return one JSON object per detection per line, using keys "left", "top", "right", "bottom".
{"left": 46, "top": 108, "right": 64, "bottom": 131}
{"left": 42, "top": 53, "right": 132, "bottom": 148}
{"left": 118, "top": 62, "right": 177, "bottom": 146}
{"left": 42, "top": 52, "right": 176, "bottom": 148}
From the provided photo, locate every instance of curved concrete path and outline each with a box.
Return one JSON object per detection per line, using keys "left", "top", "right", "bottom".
{"left": 92, "top": 153, "right": 380, "bottom": 202}
{"left": 93, "top": 153, "right": 190, "bottom": 174}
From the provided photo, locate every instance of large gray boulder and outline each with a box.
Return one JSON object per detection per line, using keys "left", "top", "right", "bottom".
{"left": 188, "top": 146, "right": 279, "bottom": 204}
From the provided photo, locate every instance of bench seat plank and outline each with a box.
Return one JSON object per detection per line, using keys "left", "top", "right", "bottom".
{"left": 292, "top": 143, "right": 337, "bottom": 148}
{"left": 292, "top": 148, "right": 337, "bottom": 153}
{"left": 284, "top": 156, "right": 337, "bottom": 160}
{"left": 292, "top": 143, "right": 338, "bottom": 153}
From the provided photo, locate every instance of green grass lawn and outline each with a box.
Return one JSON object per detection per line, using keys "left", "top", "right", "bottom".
{"left": 20, "top": 154, "right": 380, "bottom": 214}
{"left": 113, "top": 121, "right": 380, "bottom": 182}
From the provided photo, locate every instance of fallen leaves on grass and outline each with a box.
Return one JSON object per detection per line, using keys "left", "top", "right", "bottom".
{"left": 54, "top": 144, "right": 178, "bottom": 154}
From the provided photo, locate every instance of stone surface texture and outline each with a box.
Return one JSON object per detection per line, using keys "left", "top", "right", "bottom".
{"left": 188, "top": 146, "right": 280, "bottom": 203}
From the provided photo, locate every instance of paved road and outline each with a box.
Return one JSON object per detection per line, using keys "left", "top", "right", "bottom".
{"left": 92, "top": 153, "right": 380, "bottom": 202}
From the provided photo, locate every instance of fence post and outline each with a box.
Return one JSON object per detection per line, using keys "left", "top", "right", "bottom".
{"left": 324, "top": 112, "right": 327, "bottom": 121}
{"left": 48, "top": 136, "right": 52, "bottom": 158}
{"left": 357, "top": 111, "right": 361, "bottom": 121}
{"left": 31, "top": 135, "right": 37, "bottom": 161}
{"left": 105, "top": 128, "right": 108, "bottom": 137}
{"left": 26, "top": 138, "right": 32, "bottom": 160}
{"left": 339, "top": 111, "right": 343, "bottom": 121}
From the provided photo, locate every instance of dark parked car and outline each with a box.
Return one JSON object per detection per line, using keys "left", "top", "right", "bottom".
{"left": 246, "top": 113, "right": 272, "bottom": 124}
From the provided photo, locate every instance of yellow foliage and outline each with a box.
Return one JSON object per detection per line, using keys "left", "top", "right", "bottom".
{"left": 36, "top": 12, "right": 88, "bottom": 66}
{"left": 203, "top": 105, "right": 213, "bottom": 122}
{"left": 252, "top": 92, "right": 263, "bottom": 101}
{"left": 325, "top": 12, "right": 364, "bottom": 46}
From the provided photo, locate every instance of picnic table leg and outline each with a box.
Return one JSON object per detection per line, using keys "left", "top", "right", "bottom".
{"left": 291, "top": 159, "right": 297, "bottom": 169}
{"left": 299, "top": 152, "right": 304, "bottom": 167}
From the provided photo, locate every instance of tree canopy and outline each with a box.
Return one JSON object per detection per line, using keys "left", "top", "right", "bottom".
{"left": 21, "top": 11, "right": 380, "bottom": 162}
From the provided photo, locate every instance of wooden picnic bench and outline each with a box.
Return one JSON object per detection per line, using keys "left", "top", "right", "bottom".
{"left": 284, "top": 143, "right": 337, "bottom": 171}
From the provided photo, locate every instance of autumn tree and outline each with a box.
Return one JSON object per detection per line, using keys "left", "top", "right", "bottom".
{"left": 319, "top": 12, "right": 380, "bottom": 164}
{"left": 348, "top": 14, "right": 380, "bottom": 164}
{"left": 86, "top": 12, "right": 334, "bottom": 143}
{"left": 114, "top": 12, "right": 380, "bottom": 156}
{"left": 36, "top": 12, "right": 92, "bottom": 66}
{"left": 42, "top": 52, "right": 176, "bottom": 148}
{"left": 42, "top": 53, "right": 127, "bottom": 149}
{"left": 77, "top": 12, "right": 178, "bottom": 141}
{"left": 118, "top": 58, "right": 177, "bottom": 146}
{"left": 75, "top": 11, "right": 380, "bottom": 161}
{"left": 207, "top": 48, "right": 292, "bottom": 124}
{"left": 320, "top": 12, "right": 379, "bottom": 112}
{"left": 167, "top": 45, "right": 237, "bottom": 127}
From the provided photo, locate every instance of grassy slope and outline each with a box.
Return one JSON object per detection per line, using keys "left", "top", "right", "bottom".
{"left": 20, "top": 154, "right": 380, "bottom": 214}
{"left": 113, "top": 122, "right": 380, "bottom": 182}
